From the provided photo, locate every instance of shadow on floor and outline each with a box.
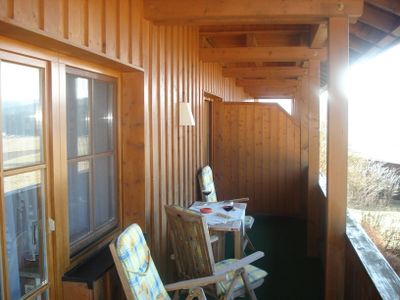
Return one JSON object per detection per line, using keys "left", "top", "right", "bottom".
{"left": 225, "top": 216, "right": 324, "bottom": 300}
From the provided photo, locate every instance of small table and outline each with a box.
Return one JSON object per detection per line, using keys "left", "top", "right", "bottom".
{"left": 190, "top": 201, "right": 246, "bottom": 259}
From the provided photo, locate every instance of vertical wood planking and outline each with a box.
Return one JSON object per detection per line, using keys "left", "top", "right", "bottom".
{"left": 0, "top": 0, "right": 249, "bottom": 280}
{"left": 68, "top": 0, "right": 87, "bottom": 46}
{"left": 13, "top": 0, "right": 40, "bottom": 29}
{"left": 300, "top": 77, "right": 310, "bottom": 218}
{"left": 121, "top": 72, "right": 145, "bottom": 228}
{"left": 212, "top": 103, "right": 302, "bottom": 216}
{"left": 105, "top": 0, "right": 117, "bottom": 58}
{"left": 88, "top": 0, "right": 103, "bottom": 53}
{"left": 130, "top": 0, "right": 142, "bottom": 66}
{"left": 43, "top": 0, "right": 62, "bottom": 36}
{"left": 307, "top": 59, "right": 321, "bottom": 257}
{"left": 118, "top": 0, "right": 130, "bottom": 62}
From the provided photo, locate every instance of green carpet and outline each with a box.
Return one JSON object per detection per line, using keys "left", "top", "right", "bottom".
{"left": 224, "top": 216, "right": 324, "bottom": 300}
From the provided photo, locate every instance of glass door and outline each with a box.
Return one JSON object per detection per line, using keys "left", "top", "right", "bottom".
{"left": 0, "top": 55, "right": 49, "bottom": 299}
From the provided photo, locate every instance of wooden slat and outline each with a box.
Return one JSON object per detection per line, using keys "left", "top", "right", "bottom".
{"left": 200, "top": 46, "right": 327, "bottom": 63}
{"left": 307, "top": 59, "right": 321, "bottom": 257}
{"left": 119, "top": 0, "right": 130, "bottom": 62}
{"left": 43, "top": 0, "right": 62, "bottom": 36}
{"left": 105, "top": 0, "right": 118, "bottom": 58}
{"left": 223, "top": 66, "right": 307, "bottom": 79}
{"left": 121, "top": 72, "right": 146, "bottom": 228}
{"left": 325, "top": 16, "right": 349, "bottom": 300}
{"left": 88, "top": 0, "right": 103, "bottom": 52}
{"left": 359, "top": 2, "right": 400, "bottom": 33}
{"left": 366, "top": 0, "right": 400, "bottom": 16}
{"left": 310, "top": 23, "right": 328, "bottom": 48}
{"left": 13, "top": 0, "right": 41, "bottom": 29}
{"left": 68, "top": 0, "right": 87, "bottom": 46}
{"left": 131, "top": 0, "right": 143, "bottom": 66}
{"left": 144, "top": 0, "right": 364, "bottom": 23}
{"left": 236, "top": 79, "right": 298, "bottom": 87}
{"left": 212, "top": 103, "right": 301, "bottom": 216}
{"left": 299, "top": 77, "right": 309, "bottom": 219}
{"left": 244, "top": 86, "right": 297, "bottom": 95}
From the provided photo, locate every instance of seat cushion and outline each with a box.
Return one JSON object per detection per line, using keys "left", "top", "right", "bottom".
{"left": 198, "top": 165, "right": 218, "bottom": 202}
{"left": 214, "top": 259, "right": 267, "bottom": 295}
{"left": 245, "top": 215, "right": 255, "bottom": 230}
{"left": 117, "top": 224, "right": 170, "bottom": 300}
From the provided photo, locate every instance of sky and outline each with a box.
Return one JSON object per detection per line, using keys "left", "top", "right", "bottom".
{"left": 321, "top": 43, "right": 400, "bottom": 164}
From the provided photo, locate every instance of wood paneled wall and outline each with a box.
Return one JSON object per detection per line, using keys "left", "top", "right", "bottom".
{"left": 0, "top": 0, "right": 144, "bottom": 67}
{"left": 212, "top": 102, "right": 303, "bottom": 216}
{"left": 141, "top": 22, "right": 248, "bottom": 274}
{"left": 0, "top": 0, "right": 248, "bottom": 283}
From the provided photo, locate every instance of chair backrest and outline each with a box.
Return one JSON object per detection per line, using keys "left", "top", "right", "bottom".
{"left": 198, "top": 165, "right": 218, "bottom": 202}
{"left": 109, "top": 224, "right": 170, "bottom": 300}
{"left": 165, "top": 205, "right": 216, "bottom": 280}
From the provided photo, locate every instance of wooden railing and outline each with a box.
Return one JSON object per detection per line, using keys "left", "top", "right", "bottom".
{"left": 318, "top": 178, "right": 400, "bottom": 299}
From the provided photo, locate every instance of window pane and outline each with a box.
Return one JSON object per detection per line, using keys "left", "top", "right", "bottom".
{"left": 68, "top": 161, "right": 91, "bottom": 244}
{"left": 95, "top": 156, "right": 116, "bottom": 227}
{"left": 66, "top": 75, "right": 90, "bottom": 158}
{"left": 1, "top": 62, "right": 43, "bottom": 169}
{"left": 93, "top": 81, "right": 114, "bottom": 153}
{"left": 4, "top": 171, "right": 47, "bottom": 299}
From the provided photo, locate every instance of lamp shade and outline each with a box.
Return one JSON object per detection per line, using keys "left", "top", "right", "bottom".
{"left": 179, "top": 102, "right": 195, "bottom": 126}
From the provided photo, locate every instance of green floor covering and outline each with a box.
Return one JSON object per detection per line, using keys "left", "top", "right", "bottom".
{"left": 224, "top": 216, "right": 324, "bottom": 300}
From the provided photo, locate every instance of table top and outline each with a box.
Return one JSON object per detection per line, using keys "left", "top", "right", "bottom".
{"left": 189, "top": 201, "right": 246, "bottom": 231}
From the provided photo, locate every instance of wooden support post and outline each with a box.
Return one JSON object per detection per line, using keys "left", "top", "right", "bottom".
{"left": 325, "top": 17, "right": 349, "bottom": 300}
{"left": 307, "top": 59, "right": 321, "bottom": 257}
{"left": 298, "top": 76, "right": 310, "bottom": 219}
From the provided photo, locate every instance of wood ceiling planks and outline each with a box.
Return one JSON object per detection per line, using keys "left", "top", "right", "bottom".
{"left": 144, "top": 0, "right": 364, "bottom": 23}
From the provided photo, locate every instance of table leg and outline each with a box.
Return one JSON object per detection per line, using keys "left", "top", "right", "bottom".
{"left": 234, "top": 225, "right": 244, "bottom": 259}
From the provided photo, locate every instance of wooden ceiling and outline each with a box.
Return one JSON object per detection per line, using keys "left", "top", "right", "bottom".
{"left": 145, "top": 0, "right": 400, "bottom": 98}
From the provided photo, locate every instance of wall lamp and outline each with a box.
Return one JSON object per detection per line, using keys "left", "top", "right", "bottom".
{"left": 179, "top": 102, "right": 195, "bottom": 126}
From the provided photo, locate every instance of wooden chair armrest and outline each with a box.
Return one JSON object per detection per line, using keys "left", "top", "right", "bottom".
{"left": 164, "top": 273, "right": 227, "bottom": 291}
{"left": 227, "top": 197, "right": 250, "bottom": 203}
{"left": 213, "top": 251, "right": 264, "bottom": 276}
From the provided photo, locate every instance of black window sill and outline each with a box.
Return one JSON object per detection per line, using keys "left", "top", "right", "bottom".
{"left": 62, "top": 245, "right": 115, "bottom": 289}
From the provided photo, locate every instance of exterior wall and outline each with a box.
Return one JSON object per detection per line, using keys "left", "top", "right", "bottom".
{"left": 0, "top": 0, "right": 248, "bottom": 284}
{"left": 212, "top": 102, "right": 302, "bottom": 216}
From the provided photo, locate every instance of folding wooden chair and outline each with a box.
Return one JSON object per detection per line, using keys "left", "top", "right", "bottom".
{"left": 165, "top": 205, "right": 267, "bottom": 300}
{"left": 110, "top": 224, "right": 227, "bottom": 300}
{"left": 198, "top": 165, "right": 256, "bottom": 252}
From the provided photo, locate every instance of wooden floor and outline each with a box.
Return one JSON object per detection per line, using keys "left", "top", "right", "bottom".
{"left": 225, "top": 215, "right": 324, "bottom": 300}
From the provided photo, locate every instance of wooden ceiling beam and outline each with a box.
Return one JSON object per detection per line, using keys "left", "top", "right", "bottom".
{"left": 144, "top": 0, "right": 364, "bottom": 24}
{"left": 199, "top": 29, "right": 309, "bottom": 37}
{"left": 199, "top": 47, "right": 327, "bottom": 63}
{"left": 222, "top": 66, "right": 307, "bottom": 78}
{"left": 310, "top": 23, "right": 328, "bottom": 48}
{"left": 237, "top": 79, "right": 299, "bottom": 88}
{"left": 249, "top": 92, "right": 295, "bottom": 98}
{"left": 245, "top": 86, "right": 297, "bottom": 95}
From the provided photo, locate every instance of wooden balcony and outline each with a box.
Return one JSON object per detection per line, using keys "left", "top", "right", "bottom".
{"left": 0, "top": 0, "right": 399, "bottom": 299}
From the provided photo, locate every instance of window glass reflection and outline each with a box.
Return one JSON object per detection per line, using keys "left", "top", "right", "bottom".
{"left": 4, "top": 171, "right": 47, "bottom": 299}
{"left": 68, "top": 161, "right": 91, "bottom": 246}
{"left": 1, "top": 62, "right": 43, "bottom": 169}
{"left": 66, "top": 75, "right": 90, "bottom": 158}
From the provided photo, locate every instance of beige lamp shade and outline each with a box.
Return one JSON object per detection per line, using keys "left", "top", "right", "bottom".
{"left": 179, "top": 102, "right": 195, "bottom": 126}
